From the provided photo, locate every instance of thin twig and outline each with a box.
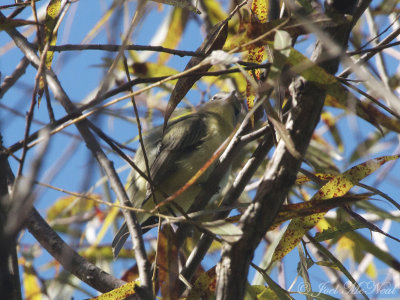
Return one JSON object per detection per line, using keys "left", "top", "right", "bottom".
{"left": 0, "top": 57, "right": 30, "bottom": 98}
{"left": 9, "top": 63, "right": 270, "bottom": 154}
{"left": 1, "top": 11, "right": 153, "bottom": 294}
{"left": 338, "top": 78, "right": 400, "bottom": 120}
{"left": 347, "top": 40, "right": 400, "bottom": 56}
{"left": 339, "top": 25, "right": 400, "bottom": 78}
{"left": 26, "top": 209, "right": 126, "bottom": 292}
{"left": 47, "top": 43, "right": 205, "bottom": 57}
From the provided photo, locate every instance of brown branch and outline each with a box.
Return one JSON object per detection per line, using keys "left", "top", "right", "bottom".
{"left": 215, "top": 1, "right": 360, "bottom": 298}
{"left": 26, "top": 209, "right": 126, "bottom": 293}
{"left": 7, "top": 63, "right": 270, "bottom": 154}
{"left": 0, "top": 57, "right": 29, "bottom": 99}
{"left": 179, "top": 129, "right": 274, "bottom": 295}
{"left": 47, "top": 43, "right": 205, "bottom": 57}
{"left": 339, "top": 16, "right": 400, "bottom": 78}
{"left": 347, "top": 40, "right": 400, "bottom": 56}
{"left": 0, "top": 11, "right": 152, "bottom": 297}
{"left": 0, "top": 136, "right": 22, "bottom": 300}
{"left": 177, "top": 100, "right": 275, "bottom": 294}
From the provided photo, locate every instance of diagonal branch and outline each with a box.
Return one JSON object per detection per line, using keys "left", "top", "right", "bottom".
{"left": 26, "top": 208, "right": 126, "bottom": 293}
{"left": 0, "top": 12, "right": 153, "bottom": 297}
{"left": 215, "top": 1, "right": 361, "bottom": 298}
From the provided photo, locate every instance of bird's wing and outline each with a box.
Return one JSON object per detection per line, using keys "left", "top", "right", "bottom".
{"left": 149, "top": 114, "right": 207, "bottom": 186}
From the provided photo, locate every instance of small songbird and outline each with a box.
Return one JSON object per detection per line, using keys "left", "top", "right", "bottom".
{"left": 112, "top": 92, "right": 243, "bottom": 257}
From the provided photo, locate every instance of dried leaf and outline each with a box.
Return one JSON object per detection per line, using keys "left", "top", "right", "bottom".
{"left": 157, "top": 225, "right": 180, "bottom": 300}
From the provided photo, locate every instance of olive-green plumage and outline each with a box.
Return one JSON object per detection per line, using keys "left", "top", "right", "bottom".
{"left": 112, "top": 92, "right": 242, "bottom": 257}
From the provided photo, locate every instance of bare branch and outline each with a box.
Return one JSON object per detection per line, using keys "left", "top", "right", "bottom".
{"left": 215, "top": 1, "right": 360, "bottom": 298}
{"left": 47, "top": 43, "right": 204, "bottom": 57}
{"left": 0, "top": 135, "right": 22, "bottom": 300}
{"left": 26, "top": 209, "right": 126, "bottom": 292}
{"left": 0, "top": 11, "right": 153, "bottom": 297}
{"left": 0, "top": 57, "right": 29, "bottom": 99}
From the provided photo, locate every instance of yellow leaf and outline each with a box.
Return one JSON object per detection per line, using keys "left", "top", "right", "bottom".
{"left": 47, "top": 195, "right": 98, "bottom": 221}
{"left": 23, "top": 262, "right": 44, "bottom": 300}
{"left": 158, "top": 8, "right": 189, "bottom": 64}
{"left": 245, "top": 0, "right": 269, "bottom": 124}
{"left": 295, "top": 173, "right": 335, "bottom": 184}
{"left": 271, "top": 155, "right": 400, "bottom": 263}
{"left": 88, "top": 281, "right": 139, "bottom": 300}
{"left": 201, "top": 0, "right": 228, "bottom": 25}
{"left": 365, "top": 262, "right": 377, "bottom": 280}
{"left": 252, "top": 0, "right": 268, "bottom": 23}
{"left": 315, "top": 218, "right": 330, "bottom": 232}
{"left": 337, "top": 235, "right": 355, "bottom": 253}
{"left": 37, "top": 0, "right": 61, "bottom": 103}
{"left": 187, "top": 267, "right": 216, "bottom": 299}
{"left": 130, "top": 62, "right": 178, "bottom": 79}
{"left": 202, "top": 65, "right": 247, "bottom": 93}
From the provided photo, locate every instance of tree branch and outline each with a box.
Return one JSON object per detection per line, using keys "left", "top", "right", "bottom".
{"left": 26, "top": 208, "right": 126, "bottom": 293}
{"left": 47, "top": 43, "right": 205, "bottom": 57}
{"left": 215, "top": 1, "right": 360, "bottom": 298}
{"left": 0, "top": 12, "right": 153, "bottom": 297}
{"left": 7, "top": 63, "right": 270, "bottom": 154}
{"left": 0, "top": 135, "right": 21, "bottom": 300}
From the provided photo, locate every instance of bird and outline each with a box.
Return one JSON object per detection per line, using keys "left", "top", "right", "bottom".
{"left": 112, "top": 91, "right": 243, "bottom": 257}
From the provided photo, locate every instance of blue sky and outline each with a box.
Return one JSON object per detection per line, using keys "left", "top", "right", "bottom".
{"left": 1, "top": 0, "right": 400, "bottom": 299}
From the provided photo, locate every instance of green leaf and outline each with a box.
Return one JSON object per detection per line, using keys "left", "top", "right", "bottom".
{"left": 314, "top": 221, "right": 367, "bottom": 242}
{"left": 201, "top": 219, "right": 242, "bottom": 242}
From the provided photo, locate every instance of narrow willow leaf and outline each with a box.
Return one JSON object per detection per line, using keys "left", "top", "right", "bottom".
{"left": 201, "top": 219, "right": 242, "bottom": 242}
{"left": 271, "top": 155, "right": 400, "bottom": 263}
{"left": 314, "top": 221, "right": 367, "bottom": 242}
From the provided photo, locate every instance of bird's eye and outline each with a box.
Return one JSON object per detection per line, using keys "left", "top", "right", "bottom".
{"left": 211, "top": 94, "right": 223, "bottom": 101}
{"left": 211, "top": 92, "right": 232, "bottom": 102}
